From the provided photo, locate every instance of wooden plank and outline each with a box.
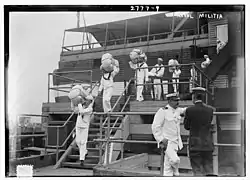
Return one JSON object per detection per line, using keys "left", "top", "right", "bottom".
{"left": 130, "top": 100, "right": 193, "bottom": 112}
{"left": 148, "top": 155, "right": 192, "bottom": 170}
{"left": 108, "top": 153, "right": 148, "bottom": 168}
{"left": 110, "top": 115, "right": 130, "bottom": 162}
{"left": 53, "top": 139, "right": 76, "bottom": 169}
{"left": 130, "top": 124, "right": 189, "bottom": 136}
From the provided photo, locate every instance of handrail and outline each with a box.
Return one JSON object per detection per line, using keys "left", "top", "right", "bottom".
{"left": 193, "top": 64, "right": 213, "bottom": 83}
{"left": 102, "top": 78, "right": 133, "bottom": 126}
{"left": 110, "top": 95, "right": 131, "bottom": 135}
{"left": 93, "top": 139, "right": 241, "bottom": 147}
{"left": 94, "top": 112, "right": 241, "bottom": 115}
{"left": 62, "top": 27, "right": 205, "bottom": 51}
{"left": 50, "top": 70, "right": 92, "bottom": 74}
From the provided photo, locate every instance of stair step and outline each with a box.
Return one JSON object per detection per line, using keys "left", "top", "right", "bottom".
{"left": 89, "top": 128, "right": 105, "bottom": 132}
{"left": 73, "top": 147, "right": 104, "bottom": 151}
{"left": 62, "top": 162, "right": 96, "bottom": 169}
{"left": 68, "top": 155, "right": 99, "bottom": 160}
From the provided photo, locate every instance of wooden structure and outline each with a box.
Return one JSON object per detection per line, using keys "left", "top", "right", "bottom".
{"left": 9, "top": 11, "right": 244, "bottom": 177}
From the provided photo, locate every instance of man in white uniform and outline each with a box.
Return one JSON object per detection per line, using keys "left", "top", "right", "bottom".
{"left": 172, "top": 66, "right": 181, "bottom": 94}
{"left": 152, "top": 93, "right": 187, "bottom": 176}
{"left": 98, "top": 61, "right": 119, "bottom": 113}
{"left": 149, "top": 58, "right": 165, "bottom": 100}
{"left": 72, "top": 95, "right": 94, "bottom": 166}
{"left": 129, "top": 60, "right": 149, "bottom": 101}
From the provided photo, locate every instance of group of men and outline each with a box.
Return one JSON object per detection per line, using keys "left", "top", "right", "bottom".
{"left": 67, "top": 50, "right": 215, "bottom": 176}
{"left": 152, "top": 88, "right": 215, "bottom": 176}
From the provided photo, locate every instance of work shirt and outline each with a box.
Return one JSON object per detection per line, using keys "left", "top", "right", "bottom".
{"left": 173, "top": 69, "right": 181, "bottom": 78}
{"left": 99, "top": 66, "right": 119, "bottom": 91}
{"left": 75, "top": 103, "right": 93, "bottom": 128}
{"left": 150, "top": 64, "right": 165, "bottom": 78}
{"left": 152, "top": 104, "right": 187, "bottom": 149}
{"left": 129, "top": 61, "right": 149, "bottom": 82}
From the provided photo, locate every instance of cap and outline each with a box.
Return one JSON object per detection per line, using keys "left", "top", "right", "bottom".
{"left": 191, "top": 87, "right": 206, "bottom": 94}
{"left": 166, "top": 93, "right": 180, "bottom": 100}
{"left": 157, "top": 58, "right": 163, "bottom": 61}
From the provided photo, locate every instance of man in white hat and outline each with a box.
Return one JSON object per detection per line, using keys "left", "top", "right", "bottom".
{"left": 72, "top": 94, "right": 94, "bottom": 166}
{"left": 149, "top": 58, "right": 165, "bottom": 100}
{"left": 99, "top": 53, "right": 119, "bottom": 113}
{"left": 152, "top": 93, "right": 187, "bottom": 176}
{"left": 128, "top": 50, "right": 149, "bottom": 102}
{"left": 184, "top": 87, "right": 215, "bottom": 176}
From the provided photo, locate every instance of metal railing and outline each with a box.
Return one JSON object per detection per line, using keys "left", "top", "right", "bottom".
{"left": 135, "top": 63, "right": 215, "bottom": 104}
{"left": 62, "top": 28, "right": 206, "bottom": 52}
{"left": 99, "top": 79, "right": 134, "bottom": 163}
{"left": 48, "top": 70, "right": 93, "bottom": 103}
{"left": 46, "top": 80, "right": 100, "bottom": 162}
{"left": 93, "top": 111, "right": 242, "bottom": 176}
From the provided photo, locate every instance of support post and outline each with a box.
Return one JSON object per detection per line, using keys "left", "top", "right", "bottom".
{"left": 121, "top": 118, "right": 124, "bottom": 160}
{"left": 171, "top": 12, "right": 175, "bottom": 37}
{"left": 104, "top": 23, "right": 109, "bottom": 48}
{"left": 81, "top": 31, "right": 85, "bottom": 51}
{"left": 147, "top": 16, "right": 151, "bottom": 42}
{"left": 212, "top": 114, "right": 218, "bottom": 175}
{"left": 48, "top": 74, "right": 50, "bottom": 103}
{"left": 56, "top": 127, "right": 59, "bottom": 163}
{"left": 99, "top": 115, "right": 103, "bottom": 164}
{"left": 124, "top": 20, "right": 127, "bottom": 45}
{"left": 106, "top": 114, "right": 111, "bottom": 165}
{"left": 61, "top": 31, "right": 66, "bottom": 53}
{"left": 205, "top": 79, "right": 208, "bottom": 104}
{"left": 199, "top": 72, "right": 202, "bottom": 87}
{"left": 197, "top": 12, "right": 200, "bottom": 35}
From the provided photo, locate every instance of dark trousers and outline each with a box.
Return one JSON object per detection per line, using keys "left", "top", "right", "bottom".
{"left": 189, "top": 151, "right": 214, "bottom": 176}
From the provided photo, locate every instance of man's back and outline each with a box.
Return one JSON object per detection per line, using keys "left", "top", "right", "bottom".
{"left": 184, "top": 102, "right": 214, "bottom": 151}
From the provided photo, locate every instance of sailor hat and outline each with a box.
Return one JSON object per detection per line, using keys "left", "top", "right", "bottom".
{"left": 191, "top": 87, "right": 206, "bottom": 94}
{"left": 157, "top": 58, "right": 163, "bottom": 61}
{"left": 166, "top": 93, "right": 180, "bottom": 100}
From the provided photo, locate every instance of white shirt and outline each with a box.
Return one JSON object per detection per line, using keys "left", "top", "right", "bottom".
{"left": 75, "top": 103, "right": 93, "bottom": 128}
{"left": 173, "top": 69, "right": 181, "bottom": 78}
{"left": 99, "top": 66, "right": 119, "bottom": 91}
{"left": 152, "top": 105, "right": 186, "bottom": 149}
{"left": 129, "top": 61, "right": 149, "bottom": 82}
{"left": 150, "top": 64, "right": 165, "bottom": 78}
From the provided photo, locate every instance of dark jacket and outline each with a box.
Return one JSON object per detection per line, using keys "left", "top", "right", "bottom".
{"left": 184, "top": 101, "right": 214, "bottom": 151}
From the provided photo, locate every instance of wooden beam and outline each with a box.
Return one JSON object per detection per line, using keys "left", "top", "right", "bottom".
{"left": 130, "top": 124, "right": 190, "bottom": 136}
{"left": 53, "top": 139, "right": 76, "bottom": 169}
{"left": 108, "top": 153, "right": 148, "bottom": 168}
{"left": 169, "top": 16, "right": 189, "bottom": 38}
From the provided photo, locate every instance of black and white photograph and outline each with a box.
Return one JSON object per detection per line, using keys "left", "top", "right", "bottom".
{"left": 3, "top": 5, "right": 246, "bottom": 178}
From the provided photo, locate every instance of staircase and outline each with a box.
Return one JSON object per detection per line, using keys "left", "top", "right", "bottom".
{"left": 60, "top": 115, "right": 123, "bottom": 169}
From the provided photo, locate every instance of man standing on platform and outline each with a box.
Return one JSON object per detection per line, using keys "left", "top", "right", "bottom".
{"left": 149, "top": 58, "right": 165, "bottom": 100}
{"left": 152, "top": 93, "right": 186, "bottom": 176}
{"left": 184, "top": 87, "right": 215, "bottom": 176}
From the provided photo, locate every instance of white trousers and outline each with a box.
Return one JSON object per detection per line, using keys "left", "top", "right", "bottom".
{"left": 172, "top": 78, "right": 179, "bottom": 93}
{"left": 136, "top": 77, "right": 144, "bottom": 101}
{"left": 152, "top": 79, "right": 162, "bottom": 100}
{"left": 103, "top": 87, "right": 113, "bottom": 113}
{"left": 76, "top": 126, "right": 89, "bottom": 160}
{"left": 163, "top": 142, "right": 180, "bottom": 176}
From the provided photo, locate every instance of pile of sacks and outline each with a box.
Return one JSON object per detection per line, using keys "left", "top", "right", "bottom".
{"left": 129, "top": 49, "right": 147, "bottom": 64}
{"left": 100, "top": 53, "right": 119, "bottom": 73}
{"left": 68, "top": 84, "right": 93, "bottom": 107}
{"left": 168, "top": 59, "right": 179, "bottom": 72}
